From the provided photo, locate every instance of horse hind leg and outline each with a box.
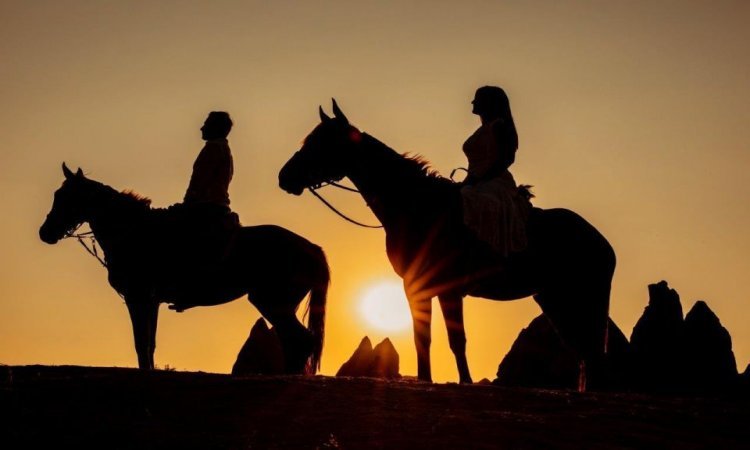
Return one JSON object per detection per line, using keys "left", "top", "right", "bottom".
{"left": 534, "top": 280, "right": 610, "bottom": 391}
{"left": 253, "top": 290, "right": 314, "bottom": 375}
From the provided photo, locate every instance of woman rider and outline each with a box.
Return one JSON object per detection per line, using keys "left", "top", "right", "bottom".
{"left": 460, "top": 86, "right": 528, "bottom": 256}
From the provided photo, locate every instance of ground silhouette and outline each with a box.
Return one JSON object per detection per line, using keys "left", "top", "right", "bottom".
{"left": 2, "top": 365, "right": 749, "bottom": 449}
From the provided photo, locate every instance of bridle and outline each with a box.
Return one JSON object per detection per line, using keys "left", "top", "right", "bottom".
{"left": 63, "top": 224, "right": 108, "bottom": 268}
{"left": 62, "top": 224, "right": 126, "bottom": 300}
{"left": 307, "top": 181, "right": 383, "bottom": 229}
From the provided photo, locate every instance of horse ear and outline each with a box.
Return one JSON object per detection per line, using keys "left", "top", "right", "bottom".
{"left": 319, "top": 106, "right": 331, "bottom": 122}
{"left": 62, "top": 162, "right": 74, "bottom": 179}
{"left": 331, "top": 98, "right": 348, "bottom": 124}
{"left": 76, "top": 167, "right": 83, "bottom": 177}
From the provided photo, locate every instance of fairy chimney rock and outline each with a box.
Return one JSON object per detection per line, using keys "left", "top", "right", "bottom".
{"left": 494, "top": 314, "right": 578, "bottom": 389}
{"left": 494, "top": 314, "right": 630, "bottom": 389}
{"left": 336, "top": 337, "right": 374, "bottom": 377}
{"left": 741, "top": 364, "right": 750, "bottom": 391}
{"left": 337, "top": 336, "right": 401, "bottom": 378}
{"left": 232, "top": 318, "right": 284, "bottom": 376}
{"left": 371, "top": 338, "right": 400, "bottom": 378}
{"left": 683, "top": 300, "right": 738, "bottom": 389}
{"left": 630, "top": 280, "right": 686, "bottom": 391}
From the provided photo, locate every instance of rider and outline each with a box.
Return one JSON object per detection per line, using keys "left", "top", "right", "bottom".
{"left": 460, "top": 86, "right": 528, "bottom": 256}
{"left": 180, "top": 111, "right": 239, "bottom": 266}
{"left": 185, "top": 111, "right": 234, "bottom": 212}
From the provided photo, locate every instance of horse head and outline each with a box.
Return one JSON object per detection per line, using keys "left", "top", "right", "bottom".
{"left": 279, "top": 99, "right": 363, "bottom": 195}
{"left": 39, "top": 163, "right": 94, "bottom": 244}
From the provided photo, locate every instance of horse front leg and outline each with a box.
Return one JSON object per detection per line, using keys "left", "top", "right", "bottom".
{"left": 438, "top": 293, "right": 472, "bottom": 384}
{"left": 126, "top": 296, "right": 159, "bottom": 370}
{"left": 407, "top": 291, "right": 433, "bottom": 382}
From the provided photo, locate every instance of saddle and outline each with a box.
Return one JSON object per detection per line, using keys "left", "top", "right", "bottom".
{"left": 155, "top": 203, "right": 241, "bottom": 273}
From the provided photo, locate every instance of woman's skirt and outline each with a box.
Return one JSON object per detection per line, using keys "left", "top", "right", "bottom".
{"left": 460, "top": 171, "right": 528, "bottom": 256}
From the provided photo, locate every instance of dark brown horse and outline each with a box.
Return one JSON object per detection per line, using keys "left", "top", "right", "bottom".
{"left": 279, "top": 101, "right": 616, "bottom": 388}
{"left": 40, "top": 164, "right": 329, "bottom": 374}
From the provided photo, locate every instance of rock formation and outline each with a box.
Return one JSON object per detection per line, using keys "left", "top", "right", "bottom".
{"left": 494, "top": 280, "right": 743, "bottom": 393}
{"left": 629, "top": 280, "right": 686, "bottom": 392}
{"left": 683, "top": 301, "right": 737, "bottom": 390}
{"left": 741, "top": 364, "right": 750, "bottom": 392}
{"left": 337, "top": 336, "right": 400, "bottom": 378}
{"left": 370, "top": 338, "right": 401, "bottom": 378}
{"left": 232, "top": 318, "right": 284, "bottom": 376}
{"left": 494, "top": 314, "right": 630, "bottom": 390}
{"left": 629, "top": 281, "right": 740, "bottom": 392}
{"left": 337, "top": 337, "right": 375, "bottom": 377}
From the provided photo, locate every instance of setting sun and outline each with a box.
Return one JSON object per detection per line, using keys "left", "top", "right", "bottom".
{"left": 358, "top": 280, "right": 412, "bottom": 333}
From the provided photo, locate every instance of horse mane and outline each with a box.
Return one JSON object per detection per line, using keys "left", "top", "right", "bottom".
{"left": 360, "top": 133, "right": 534, "bottom": 202}
{"left": 120, "top": 190, "right": 153, "bottom": 208}
{"left": 403, "top": 153, "right": 446, "bottom": 180}
{"left": 361, "top": 133, "right": 453, "bottom": 188}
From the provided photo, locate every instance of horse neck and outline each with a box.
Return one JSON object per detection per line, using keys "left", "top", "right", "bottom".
{"left": 86, "top": 183, "right": 148, "bottom": 256}
{"left": 346, "top": 134, "right": 432, "bottom": 225}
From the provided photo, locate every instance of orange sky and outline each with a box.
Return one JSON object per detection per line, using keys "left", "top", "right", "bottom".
{"left": 1, "top": 1, "right": 749, "bottom": 381}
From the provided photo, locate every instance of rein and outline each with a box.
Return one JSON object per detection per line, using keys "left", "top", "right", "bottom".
{"left": 450, "top": 167, "right": 468, "bottom": 181}
{"left": 326, "top": 180, "right": 360, "bottom": 193}
{"left": 64, "top": 227, "right": 108, "bottom": 268}
{"left": 308, "top": 182, "right": 383, "bottom": 229}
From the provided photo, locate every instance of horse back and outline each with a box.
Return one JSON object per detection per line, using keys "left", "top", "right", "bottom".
{"left": 528, "top": 207, "right": 616, "bottom": 273}
{"left": 230, "top": 225, "right": 330, "bottom": 284}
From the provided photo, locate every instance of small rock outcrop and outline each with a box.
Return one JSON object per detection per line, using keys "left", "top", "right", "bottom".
{"left": 683, "top": 301, "right": 737, "bottom": 390}
{"left": 337, "top": 337, "right": 400, "bottom": 378}
{"left": 494, "top": 315, "right": 578, "bottom": 389}
{"left": 629, "top": 280, "right": 686, "bottom": 392}
{"left": 740, "top": 364, "right": 750, "bottom": 392}
{"left": 494, "top": 280, "right": 742, "bottom": 393}
{"left": 337, "top": 337, "right": 375, "bottom": 377}
{"left": 371, "top": 338, "right": 401, "bottom": 378}
{"left": 494, "top": 314, "right": 630, "bottom": 389}
{"left": 232, "top": 318, "right": 284, "bottom": 376}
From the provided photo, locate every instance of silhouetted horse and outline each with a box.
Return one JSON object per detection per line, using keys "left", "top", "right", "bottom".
{"left": 40, "top": 164, "right": 329, "bottom": 374}
{"left": 279, "top": 101, "right": 616, "bottom": 389}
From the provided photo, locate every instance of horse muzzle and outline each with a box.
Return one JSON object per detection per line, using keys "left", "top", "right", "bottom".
{"left": 278, "top": 177, "right": 305, "bottom": 196}
{"left": 278, "top": 166, "right": 306, "bottom": 196}
{"left": 39, "top": 222, "right": 61, "bottom": 244}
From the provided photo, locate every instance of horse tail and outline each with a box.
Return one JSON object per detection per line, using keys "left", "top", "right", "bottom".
{"left": 305, "top": 244, "right": 329, "bottom": 374}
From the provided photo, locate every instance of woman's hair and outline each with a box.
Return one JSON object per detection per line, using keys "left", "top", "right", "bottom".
{"left": 475, "top": 86, "right": 518, "bottom": 150}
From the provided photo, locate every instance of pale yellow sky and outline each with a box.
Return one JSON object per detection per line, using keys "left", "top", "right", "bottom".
{"left": 1, "top": 1, "right": 749, "bottom": 380}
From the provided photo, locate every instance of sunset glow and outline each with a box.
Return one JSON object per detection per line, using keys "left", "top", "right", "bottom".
{"left": 1, "top": 1, "right": 748, "bottom": 383}
{"left": 358, "top": 280, "right": 412, "bottom": 333}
